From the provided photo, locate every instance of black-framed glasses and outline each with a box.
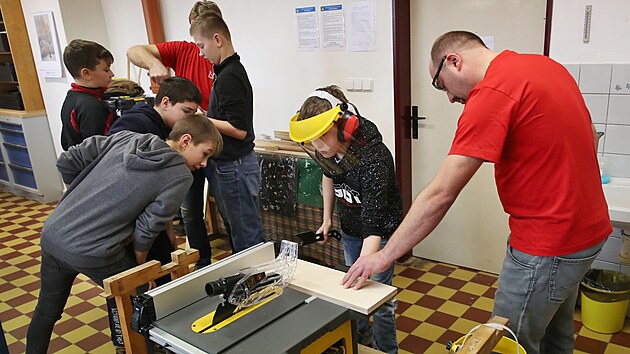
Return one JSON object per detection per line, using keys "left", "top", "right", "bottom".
{"left": 432, "top": 56, "right": 447, "bottom": 91}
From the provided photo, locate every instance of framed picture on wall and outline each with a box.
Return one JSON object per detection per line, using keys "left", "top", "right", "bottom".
{"left": 31, "top": 11, "right": 63, "bottom": 78}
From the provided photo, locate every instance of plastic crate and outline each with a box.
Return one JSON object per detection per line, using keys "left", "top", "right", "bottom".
{"left": 3, "top": 142, "right": 32, "bottom": 168}
{"left": 0, "top": 127, "right": 26, "bottom": 146}
{"left": 9, "top": 164, "right": 36, "bottom": 189}
{"left": 0, "top": 122, "right": 23, "bottom": 131}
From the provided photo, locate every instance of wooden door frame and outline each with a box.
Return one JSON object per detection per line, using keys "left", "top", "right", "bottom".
{"left": 391, "top": 0, "right": 553, "bottom": 214}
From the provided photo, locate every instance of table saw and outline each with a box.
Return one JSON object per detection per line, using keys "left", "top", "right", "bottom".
{"left": 130, "top": 242, "right": 396, "bottom": 354}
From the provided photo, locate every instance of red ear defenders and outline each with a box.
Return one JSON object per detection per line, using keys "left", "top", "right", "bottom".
{"left": 336, "top": 102, "right": 360, "bottom": 142}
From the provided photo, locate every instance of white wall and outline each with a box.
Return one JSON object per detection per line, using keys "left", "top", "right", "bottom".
{"left": 21, "top": 0, "right": 148, "bottom": 156}
{"left": 22, "top": 0, "right": 394, "bottom": 156}
{"left": 20, "top": 0, "right": 70, "bottom": 156}
{"left": 550, "top": 0, "right": 630, "bottom": 63}
{"left": 158, "top": 0, "right": 395, "bottom": 151}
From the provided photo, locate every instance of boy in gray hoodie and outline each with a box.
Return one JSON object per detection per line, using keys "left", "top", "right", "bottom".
{"left": 26, "top": 114, "right": 222, "bottom": 354}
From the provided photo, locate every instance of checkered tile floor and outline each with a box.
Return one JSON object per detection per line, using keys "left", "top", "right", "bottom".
{"left": 1, "top": 190, "right": 629, "bottom": 353}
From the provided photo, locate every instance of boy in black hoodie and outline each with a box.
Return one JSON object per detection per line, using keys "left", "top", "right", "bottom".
{"left": 289, "top": 85, "right": 401, "bottom": 354}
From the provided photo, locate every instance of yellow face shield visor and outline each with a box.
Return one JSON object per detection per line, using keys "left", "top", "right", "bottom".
{"left": 289, "top": 106, "right": 344, "bottom": 143}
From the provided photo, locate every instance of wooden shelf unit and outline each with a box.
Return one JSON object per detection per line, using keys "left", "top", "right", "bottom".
{"left": 0, "top": 0, "right": 62, "bottom": 202}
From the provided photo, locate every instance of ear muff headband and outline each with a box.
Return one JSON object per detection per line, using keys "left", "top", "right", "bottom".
{"left": 337, "top": 111, "right": 360, "bottom": 142}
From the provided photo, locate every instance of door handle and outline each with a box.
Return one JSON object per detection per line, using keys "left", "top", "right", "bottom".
{"left": 410, "top": 105, "right": 426, "bottom": 139}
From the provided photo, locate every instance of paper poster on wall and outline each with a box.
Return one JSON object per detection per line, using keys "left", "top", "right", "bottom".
{"left": 294, "top": 6, "right": 319, "bottom": 51}
{"left": 31, "top": 11, "right": 63, "bottom": 78}
{"left": 320, "top": 4, "right": 345, "bottom": 50}
{"left": 347, "top": 1, "right": 376, "bottom": 52}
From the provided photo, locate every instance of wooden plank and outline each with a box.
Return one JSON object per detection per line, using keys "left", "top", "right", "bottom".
{"left": 255, "top": 138, "right": 304, "bottom": 152}
{"left": 0, "top": 0, "right": 45, "bottom": 111}
{"left": 289, "top": 260, "right": 397, "bottom": 315}
{"left": 254, "top": 147, "right": 309, "bottom": 158}
{"left": 457, "top": 316, "right": 509, "bottom": 354}
{"left": 0, "top": 108, "right": 46, "bottom": 118}
{"left": 274, "top": 130, "right": 291, "bottom": 141}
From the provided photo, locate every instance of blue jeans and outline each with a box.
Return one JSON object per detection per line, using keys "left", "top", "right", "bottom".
{"left": 493, "top": 238, "right": 605, "bottom": 354}
{"left": 181, "top": 160, "right": 229, "bottom": 267}
{"left": 213, "top": 151, "right": 265, "bottom": 253}
{"left": 26, "top": 250, "right": 137, "bottom": 353}
{"left": 342, "top": 233, "right": 398, "bottom": 354}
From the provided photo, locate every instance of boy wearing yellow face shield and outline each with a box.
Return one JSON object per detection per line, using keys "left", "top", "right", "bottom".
{"left": 289, "top": 85, "right": 401, "bottom": 354}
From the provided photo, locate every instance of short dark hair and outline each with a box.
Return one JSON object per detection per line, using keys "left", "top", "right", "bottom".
{"left": 63, "top": 39, "right": 114, "bottom": 79}
{"left": 155, "top": 77, "right": 203, "bottom": 106}
{"left": 297, "top": 85, "right": 349, "bottom": 121}
{"left": 190, "top": 13, "right": 231, "bottom": 41}
{"left": 168, "top": 114, "right": 223, "bottom": 155}
{"left": 431, "top": 31, "right": 486, "bottom": 64}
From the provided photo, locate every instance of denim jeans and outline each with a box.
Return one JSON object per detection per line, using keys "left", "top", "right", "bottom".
{"left": 342, "top": 233, "right": 398, "bottom": 354}
{"left": 181, "top": 160, "right": 229, "bottom": 267}
{"left": 493, "top": 238, "right": 605, "bottom": 354}
{"left": 213, "top": 151, "right": 265, "bottom": 253}
{"left": 26, "top": 250, "right": 137, "bottom": 353}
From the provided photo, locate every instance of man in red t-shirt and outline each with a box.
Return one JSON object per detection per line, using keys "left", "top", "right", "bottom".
{"left": 342, "top": 31, "right": 611, "bottom": 354}
{"left": 126, "top": 1, "right": 227, "bottom": 269}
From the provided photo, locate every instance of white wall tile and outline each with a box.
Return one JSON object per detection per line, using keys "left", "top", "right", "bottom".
{"left": 564, "top": 64, "right": 580, "bottom": 85}
{"left": 598, "top": 235, "right": 623, "bottom": 263}
{"left": 611, "top": 64, "right": 630, "bottom": 95}
{"left": 579, "top": 64, "right": 612, "bottom": 94}
{"left": 604, "top": 125, "right": 630, "bottom": 155}
{"left": 594, "top": 124, "right": 605, "bottom": 153}
{"left": 606, "top": 154, "right": 630, "bottom": 179}
{"left": 583, "top": 94, "right": 609, "bottom": 124}
{"left": 607, "top": 95, "right": 630, "bottom": 125}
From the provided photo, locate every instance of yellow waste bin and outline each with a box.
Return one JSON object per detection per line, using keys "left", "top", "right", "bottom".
{"left": 580, "top": 269, "right": 630, "bottom": 334}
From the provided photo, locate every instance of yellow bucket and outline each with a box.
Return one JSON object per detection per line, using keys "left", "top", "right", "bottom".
{"left": 581, "top": 291, "right": 630, "bottom": 334}
{"left": 450, "top": 335, "right": 526, "bottom": 354}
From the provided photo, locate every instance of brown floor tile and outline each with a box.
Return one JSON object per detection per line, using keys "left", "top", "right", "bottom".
{"left": 470, "top": 273, "right": 497, "bottom": 286}
{"left": 430, "top": 264, "right": 456, "bottom": 276}
{"left": 396, "top": 300, "right": 412, "bottom": 315}
{"left": 8, "top": 340, "right": 26, "bottom": 354}
{"left": 48, "top": 336, "right": 72, "bottom": 352}
{"left": 398, "top": 333, "right": 433, "bottom": 353}
{"left": 406, "top": 280, "right": 435, "bottom": 294}
{"left": 55, "top": 317, "right": 85, "bottom": 335}
{"left": 396, "top": 315, "right": 422, "bottom": 333}
{"left": 449, "top": 291, "right": 480, "bottom": 306}
{"left": 5, "top": 292, "right": 37, "bottom": 307}
{"left": 610, "top": 330, "right": 630, "bottom": 348}
{"left": 439, "top": 277, "right": 467, "bottom": 290}
{"left": 436, "top": 328, "right": 466, "bottom": 346}
{"left": 574, "top": 335, "right": 608, "bottom": 353}
{"left": 398, "top": 268, "right": 424, "bottom": 280}
{"left": 75, "top": 330, "right": 111, "bottom": 351}
{"left": 461, "top": 307, "right": 492, "bottom": 323}
{"left": 425, "top": 311, "right": 458, "bottom": 329}
{"left": 415, "top": 294, "right": 446, "bottom": 310}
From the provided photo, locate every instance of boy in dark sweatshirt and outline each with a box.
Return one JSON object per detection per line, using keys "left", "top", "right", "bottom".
{"left": 108, "top": 76, "right": 202, "bottom": 274}
{"left": 26, "top": 115, "right": 222, "bottom": 353}
{"left": 108, "top": 76, "right": 201, "bottom": 140}
{"left": 60, "top": 39, "right": 116, "bottom": 150}
{"left": 289, "top": 85, "right": 401, "bottom": 354}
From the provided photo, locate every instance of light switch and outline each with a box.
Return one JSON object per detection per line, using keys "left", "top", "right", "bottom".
{"left": 345, "top": 78, "right": 355, "bottom": 91}
{"left": 361, "top": 79, "right": 373, "bottom": 92}
{"left": 353, "top": 79, "right": 362, "bottom": 91}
